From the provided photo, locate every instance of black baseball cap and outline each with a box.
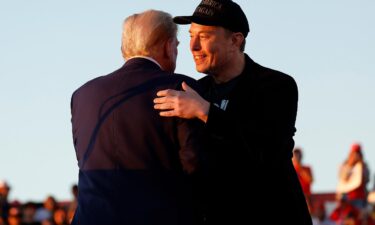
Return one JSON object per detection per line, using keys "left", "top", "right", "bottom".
{"left": 173, "top": 0, "right": 249, "bottom": 37}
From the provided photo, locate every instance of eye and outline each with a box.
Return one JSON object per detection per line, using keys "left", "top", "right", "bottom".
{"left": 199, "top": 34, "right": 209, "bottom": 39}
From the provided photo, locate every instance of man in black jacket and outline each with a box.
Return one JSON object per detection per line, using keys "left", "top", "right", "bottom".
{"left": 154, "top": 0, "right": 312, "bottom": 224}
{"left": 71, "top": 10, "right": 203, "bottom": 225}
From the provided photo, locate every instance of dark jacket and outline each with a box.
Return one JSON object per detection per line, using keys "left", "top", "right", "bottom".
{"left": 70, "top": 58, "right": 203, "bottom": 225}
{"left": 199, "top": 54, "right": 312, "bottom": 225}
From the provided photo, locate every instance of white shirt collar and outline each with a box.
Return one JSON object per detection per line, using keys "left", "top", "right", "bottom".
{"left": 127, "top": 56, "right": 162, "bottom": 69}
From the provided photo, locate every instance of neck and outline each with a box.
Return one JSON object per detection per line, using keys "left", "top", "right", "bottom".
{"left": 153, "top": 51, "right": 175, "bottom": 73}
{"left": 212, "top": 53, "right": 246, "bottom": 84}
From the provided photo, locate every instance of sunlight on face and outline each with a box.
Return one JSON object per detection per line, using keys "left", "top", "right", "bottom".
{"left": 189, "top": 23, "right": 233, "bottom": 75}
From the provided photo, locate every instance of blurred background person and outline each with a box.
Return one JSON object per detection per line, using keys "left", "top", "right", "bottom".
{"left": 336, "top": 143, "right": 370, "bottom": 211}
{"left": 0, "top": 180, "right": 11, "bottom": 224}
{"left": 20, "top": 202, "right": 40, "bottom": 225}
{"left": 53, "top": 207, "right": 69, "bottom": 225}
{"left": 33, "top": 196, "right": 57, "bottom": 223}
{"left": 329, "top": 194, "right": 360, "bottom": 225}
{"left": 293, "top": 147, "right": 314, "bottom": 212}
{"left": 312, "top": 202, "right": 335, "bottom": 225}
{"left": 7, "top": 205, "right": 22, "bottom": 225}
{"left": 66, "top": 184, "right": 77, "bottom": 224}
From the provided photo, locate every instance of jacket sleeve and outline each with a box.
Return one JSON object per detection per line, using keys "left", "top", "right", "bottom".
{"left": 256, "top": 74, "right": 298, "bottom": 160}
{"left": 175, "top": 78, "right": 205, "bottom": 174}
{"left": 176, "top": 118, "right": 204, "bottom": 174}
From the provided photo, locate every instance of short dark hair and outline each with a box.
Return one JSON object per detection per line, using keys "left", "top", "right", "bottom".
{"left": 224, "top": 29, "right": 246, "bottom": 52}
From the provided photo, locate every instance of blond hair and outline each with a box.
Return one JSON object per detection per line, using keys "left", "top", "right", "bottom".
{"left": 121, "top": 10, "right": 177, "bottom": 59}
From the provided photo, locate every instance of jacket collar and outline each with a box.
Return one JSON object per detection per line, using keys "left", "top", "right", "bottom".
{"left": 123, "top": 57, "right": 163, "bottom": 71}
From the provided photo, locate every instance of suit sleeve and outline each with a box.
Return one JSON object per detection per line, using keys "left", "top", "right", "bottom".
{"left": 175, "top": 77, "right": 205, "bottom": 174}
{"left": 176, "top": 118, "right": 204, "bottom": 174}
{"left": 70, "top": 90, "right": 81, "bottom": 162}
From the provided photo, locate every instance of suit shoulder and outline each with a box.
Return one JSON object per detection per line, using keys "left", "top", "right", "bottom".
{"left": 71, "top": 67, "right": 122, "bottom": 99}
{"left": 171, "top": 73, "right": 198, "bottom": 83}
{"left": 169, "top": 73, "right": 201, "bottom": 92}
{"left": 75, "top": 76, "right": 104, "bottom": 91}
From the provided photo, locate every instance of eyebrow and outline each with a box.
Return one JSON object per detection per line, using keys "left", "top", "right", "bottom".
{"left": 188, "top": 30, "right": 215, "bottom": 34}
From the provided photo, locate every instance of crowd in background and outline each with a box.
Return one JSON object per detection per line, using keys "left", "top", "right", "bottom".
{"left": 293, "top": 143, "right": 375, "bottom": 225}
{"left": 0, "top": 184, "right": 77, "bottom": 225}
{"left": 1, "top": 142, "right": 375, "bottom": 225}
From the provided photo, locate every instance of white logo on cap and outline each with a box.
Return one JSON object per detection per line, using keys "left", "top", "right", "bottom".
{"left": 201, "top": 0, "right": 223, "bottom": 9}
{"left": 196, "top": 6, "right": 215, "bottom": 16}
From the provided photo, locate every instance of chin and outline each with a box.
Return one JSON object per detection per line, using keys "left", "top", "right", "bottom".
{"left": 196, "top": 67, "right": 210, "bottom": 75}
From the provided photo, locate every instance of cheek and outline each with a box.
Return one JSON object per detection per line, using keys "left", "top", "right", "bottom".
{"left": 205, "top": 42, "right": 219, "bottom": 57}
{"left": 170, "top": 45, "right": 177, "bottom": 60}
{"left": 213, "top": 44, "right": 231, "bottom": 62}
{"left": 189, "top": 38, "right": 195, "bottom": 51}
{"left": 207, "top": 46, "right": 220, "bottom": 62}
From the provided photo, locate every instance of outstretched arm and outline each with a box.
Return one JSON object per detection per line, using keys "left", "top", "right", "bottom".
{"left": 153, "top": 81, "right": 210, "bottom": 123}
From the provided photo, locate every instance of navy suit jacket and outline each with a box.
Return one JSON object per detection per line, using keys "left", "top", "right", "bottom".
{"left": 70, "top": 58, "right": 203, "bottom": 225}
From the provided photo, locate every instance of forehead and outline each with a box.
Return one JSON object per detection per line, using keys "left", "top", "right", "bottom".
{"left": 189, "top": 23, "right": 226, "bottom": 34}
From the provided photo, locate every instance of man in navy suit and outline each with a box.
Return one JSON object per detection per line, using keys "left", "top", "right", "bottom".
{"left": 70, "top": 10, "right": 204, "bottom": 225}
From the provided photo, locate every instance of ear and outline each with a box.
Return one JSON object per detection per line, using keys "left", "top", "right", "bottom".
{"left": 164, "top": 38, "right": 173, "bottom": 59}
{"left": 231, "top": 32, "right": 245, "bottom": 50}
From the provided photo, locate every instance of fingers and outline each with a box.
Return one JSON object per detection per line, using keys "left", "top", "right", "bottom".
{"left": 159, "top": 110, "right": 175, "bottom": 117}
{"left": 154, "top": 89, "right": 176, "bottom": 111}
{"left": 153, "top": 87, "right": 187, "bottom": 118}
{"left": 153, "top": 96, "right": 167, "bottom": 104}
{"left": 156, "top": 89, "right": 178, "bottom": 97}
{"left": 153, "top": 102, "right": 174, "bottom": 110}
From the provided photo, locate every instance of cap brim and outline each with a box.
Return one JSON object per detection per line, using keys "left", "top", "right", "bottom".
{"left": 173, "top": 16, "right": 193, "bottom": 24}
{"left": 173, "top": 16, "right": 220, "bottom": 26}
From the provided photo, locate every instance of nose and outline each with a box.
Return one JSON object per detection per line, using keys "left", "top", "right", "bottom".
{"left": 190, "top": 36, "right": 201, "bottom": 51}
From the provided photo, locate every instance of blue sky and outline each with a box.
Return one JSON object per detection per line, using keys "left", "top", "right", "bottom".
{"left": 0, "top": 0, "right": 374, "bottom": 202}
